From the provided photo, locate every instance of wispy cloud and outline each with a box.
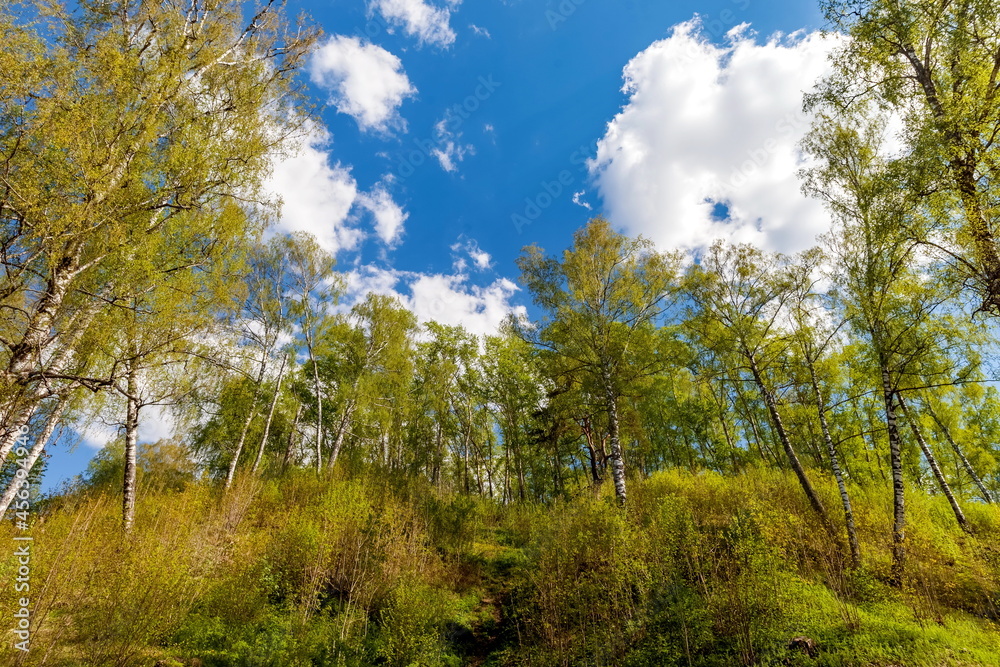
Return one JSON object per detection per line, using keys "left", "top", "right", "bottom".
{"left": 431, "top": 118, "right": 475, "bottom": 172}
{"left": 358, "top": 182, "right": 409, "bottom": 246}
{"left": 470, "top": 23, "right": 491, "bottom": 39}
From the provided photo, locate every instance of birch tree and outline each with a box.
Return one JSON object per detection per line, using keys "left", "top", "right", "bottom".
{"left": 805, "top": 114, "right": 968, "bottom": 584}
{"left": 284, "top": 233, "right": 340, "bottom": 474}
{"left": 517, "top": 218, "right": 679, "bottom": 505}
{"left": 685, "top": 243, "right": 835, "bottom": 534}
{"left": 0, "top": 0, "right": 317, "bottom": 460}
{"left": 820, "top": 0, "right": 1000, "bottom": 313}
{"left": 788, "top": 253, "right": 862, "bottom": 568}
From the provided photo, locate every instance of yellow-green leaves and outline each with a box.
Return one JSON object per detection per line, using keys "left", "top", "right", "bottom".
{"left": 818, "top": 0, "right": 1000, "bottom": 313}
{"left": 1, "top": 0, "right": 317, "bottom": 420}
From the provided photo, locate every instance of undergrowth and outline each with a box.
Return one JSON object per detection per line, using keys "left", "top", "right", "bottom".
{"left": 1, "top": 466, "right": 999, "bottom": 666}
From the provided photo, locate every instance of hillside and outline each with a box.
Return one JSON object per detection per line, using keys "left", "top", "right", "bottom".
{"left": 2, "top": 467, "right": 998, "bottom": 666}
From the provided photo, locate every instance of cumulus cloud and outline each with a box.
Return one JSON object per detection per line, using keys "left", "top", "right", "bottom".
{"left": 590, "top": 20, "right": 840, "bottom": 254}
{"left": 409, "top": 274, "right": 521, "bottom": 338}
{"left": 343, "top": 264, "right": 523, "bottom": 339}
{"left": 268, "top": 122, "right": 362, "bottom": 253}
{"left": 369, "top": 0, "right": 463, "bottom": 48}
{"left": 310, "top": 35, "right": 416, "bottom": 133}
{"left": 358, "top": 183, "right": 409, "bottom": 246}
{"left": 450, "top": 238, "right": 492, "bottom": 271}
{"left": 471, "top": 249, "right": 491, "bottom": 270}
{"left": 76, "top": 390, "right": 178, "bottom": 450}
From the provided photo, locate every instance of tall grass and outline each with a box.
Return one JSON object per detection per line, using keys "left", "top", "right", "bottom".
{"left": 1, "top": 466, "right": 998, "bottom": 666}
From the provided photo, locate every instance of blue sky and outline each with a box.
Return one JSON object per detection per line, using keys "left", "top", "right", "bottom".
{"left": 287, "top": 0, "right": 828, "bottom": 279}
{"left": 44, "top": 0, "right": 840, "bottom": 490}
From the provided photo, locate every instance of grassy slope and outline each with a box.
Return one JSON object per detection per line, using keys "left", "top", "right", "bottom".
{"left": 1, "top": 467, "right": 998, "bottom": 666}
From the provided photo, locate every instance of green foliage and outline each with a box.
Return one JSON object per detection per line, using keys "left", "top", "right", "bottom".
{"left": 2, "top": 467, "right": 999, "bottom": 666}
{"left": 0, "top": 0, "right": 317, "bottom": 430}
{"left": 375, "top": 581, "right": 462, "bottom": 667}
{"left": 79, "top": 437, "right": 198, "bottom": 493}
{"left": 3, "top": 0, "right": 1000, "bottom": 664}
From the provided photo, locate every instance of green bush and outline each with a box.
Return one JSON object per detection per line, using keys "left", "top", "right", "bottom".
{"left": 2, "top": 467, "right": 999, "bottom": 666}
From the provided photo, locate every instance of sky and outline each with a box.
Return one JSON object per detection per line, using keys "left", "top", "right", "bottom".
{"left": 43, "top": 0, "right": 841, "bottom": 490}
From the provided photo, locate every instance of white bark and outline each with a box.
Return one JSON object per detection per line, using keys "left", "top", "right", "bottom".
{"left": 252, "top": 353, "right": 287, "bottom": 474}
{"left": 0, "top": 396, "right": 68, "bottom": 519}
{"left": 899, "top": 396, "right": 971, "bottom": 533}
{"left": 122, "top": 367, "right": 140, "bottom": 533}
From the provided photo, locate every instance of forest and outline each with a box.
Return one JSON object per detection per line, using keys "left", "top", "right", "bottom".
{"left": 3, "top": 0, "right": 1000, "bottom": 665}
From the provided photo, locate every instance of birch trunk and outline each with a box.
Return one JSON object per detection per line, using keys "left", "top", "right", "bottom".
{"left": 326, "top": 399, "right": 357, "bottom": 470}
{"left": 252, "top": 353, "right": 287, "bottom": 474}
{"left": 122, "top": 367, "right": 140, "bottom": 533}
{"left": 0, "top": 406, "right": 37, "bottom": 467}
{"left": 307, "top": 335, "right": 323, "bottom": 475}
{"left": 224, "top": 359, "right": 267, "bottom": 490}
{"left": 0, "top": 395, "right": 68, "bottom": 519}
{"left": 4, "top": 248, "right": 80, "bottom": 383}
{"left": 899, "top": 396, "right": 971, "bottom": 534}
{"left": 460, "top": 403, "right": 473, "bottom": 495}
{"left": 711, "top": 388, "right": 738, "bottom": 473}
{"left": 0, "top": 289, "right": 106, "bottom": 463}
{"left": 434, "top": 420, "right": 443, "bottom": 491}
{"left": 749, "top": 359, "right": 832, "bottom": 531}
{"left": 735, "top": 383, "right": 775, "bottom": 465}
{"left": 224, "top": 392, "right": 260, "bottom": 489}
{"left": 601, "top": 368, "right": 627, "bottom": 505}
{"left": 926, "top": 401, "right": 994, "bottom": 503}
{"left": 282, "top": 403, "right": 302, "bottom": 473}
{"left": 809, "top": 363, "right": 861, "bottom": 568}
{"left": 881, "top": 367, "right": 906, "bottom": 587}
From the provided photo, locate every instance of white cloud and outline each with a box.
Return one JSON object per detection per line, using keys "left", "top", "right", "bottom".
{"left": 471, "top": 249, "right": 491, "bottom": 270}
{"left": 358, "top": 183, "right": 408, "bottom": 246}
{"left": 77, "top": 421, "right": 118, "bottom": 450}
{"left": 369, "top": 0, "right": 463, "bottom": 48}
{"left": 572, "top": 191, "right": 592, "bottom": 210}
{"left": 310, "top": 35, "right": 416, "bottom": 133}
{"left": 409, "top": 274, "right": 521, "bottom": 338}
{"left": 450, "top": 238, "right": 492, "bottom": 271}
{"left": 138, "top": 405, "right": 176, "bottom": 444}
{"left": 268, "top": 122, "right": 362, "bottom": 253}
{"left": 590, "top": 20, "right": 840, "bottom": 254}
{"left": 342, "top": 264, "right": 522, "bottom": 339}
{"left": 470, "top": 24, "right": 491, "bottom": 39}
{"left": 75, "top": 392, "right": 178, "bottom": 450}
{"left": 431, "top": 118, "right": 474, "bottom": 172}
{"left": 345, "top": 265, "right": 407, "bottom": 300}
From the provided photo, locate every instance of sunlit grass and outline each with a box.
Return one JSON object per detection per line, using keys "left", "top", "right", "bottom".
{"left": 1, "top": 467, "right": 998, "bottom": 666}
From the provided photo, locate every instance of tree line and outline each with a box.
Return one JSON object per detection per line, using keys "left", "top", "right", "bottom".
{"left": 4, "top": 0, "right": 1000, "bottom": 591}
